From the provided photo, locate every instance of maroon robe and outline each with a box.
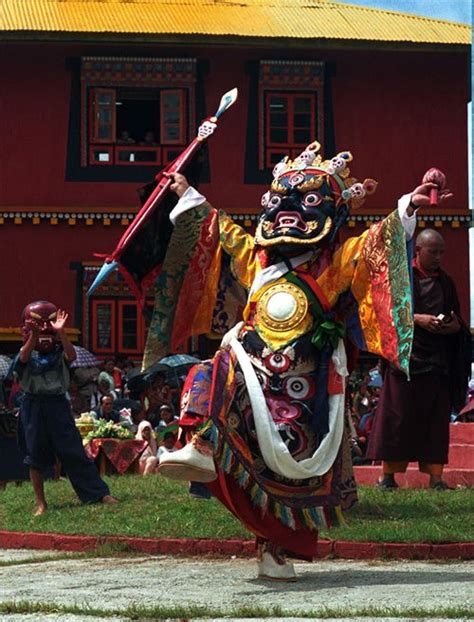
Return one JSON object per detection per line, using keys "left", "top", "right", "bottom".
{"left": 367, "top": 266, "right": 470, "bottom": 464}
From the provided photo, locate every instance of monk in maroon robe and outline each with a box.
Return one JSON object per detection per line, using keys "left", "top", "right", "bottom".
{"left": 367, "top": 229, "right": 471, "bottom": 490}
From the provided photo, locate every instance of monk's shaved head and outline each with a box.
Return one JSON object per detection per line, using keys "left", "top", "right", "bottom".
{"left": 415, "top": 228, "right": 444, "bottom": 248}
{"left": 415, "top": 228, "right": 445, "bottom": 275}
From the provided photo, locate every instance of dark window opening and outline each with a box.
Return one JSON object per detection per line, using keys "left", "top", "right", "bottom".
{"left": 87, "top": 87, "right": 188, "bottom": 166}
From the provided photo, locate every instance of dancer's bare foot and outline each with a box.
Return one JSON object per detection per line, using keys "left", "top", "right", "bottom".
{"left": 102, "top": 495, "right": 119, "bottom": 505}
{"left": 34, "top": 503, "right": 47, "bottom": 516}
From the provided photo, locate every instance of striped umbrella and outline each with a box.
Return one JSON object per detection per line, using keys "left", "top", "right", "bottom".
{"left": 0, "top": 355, "right": 12, "bottom": 377}
{"left": 70, "top": 346, "right": 100, "bottom": 369}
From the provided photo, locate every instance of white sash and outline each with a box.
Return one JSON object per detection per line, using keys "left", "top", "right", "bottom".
{"left": 230, "top": 337, "right": 347, "bottom": 479}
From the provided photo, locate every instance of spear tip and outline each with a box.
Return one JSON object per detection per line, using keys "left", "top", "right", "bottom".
{"left": 215, "top": 87, "right": 239, "bottom": 118}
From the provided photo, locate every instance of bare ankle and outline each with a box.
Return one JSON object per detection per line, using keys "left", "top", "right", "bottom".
{"left": 34, "top": 503, "right": 47, "bottom": 516}
{"left": 102, "top": 495, "right": 119, "bottom": 505}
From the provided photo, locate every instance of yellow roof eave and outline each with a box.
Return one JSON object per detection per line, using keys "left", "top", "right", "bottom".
{"left": 0, "top": 0, "right": 471, "bottom": 46}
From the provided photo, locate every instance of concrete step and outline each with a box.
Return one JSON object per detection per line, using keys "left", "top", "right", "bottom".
{"left": 354, "top": 465, "right": 474, "bottom": 488}
{"left": 448, "top": 443, "right": 474, "bottom": 469}
{"left": 449, "top": 423, "right": 474, "bottom": 444}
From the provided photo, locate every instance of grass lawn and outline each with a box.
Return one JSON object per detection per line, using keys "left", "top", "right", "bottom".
{"left": 0, "top": 475, "right": 473, "bottom": 543}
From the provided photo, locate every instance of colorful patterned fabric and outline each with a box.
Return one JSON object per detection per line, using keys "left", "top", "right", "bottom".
{"left": 143, "top": 203, "right": 213, "bottom": 369}
{"left": 144, "top": 200, "right": 413, "bottom": 554}
{"left": 85, "top": 438, "right": 147, "bottom": 474}
{"left": 210, "top": 348, "right": 355, "bottom": 524}
{"left": 145, "top": 203, "right": 412, "bottom": 374}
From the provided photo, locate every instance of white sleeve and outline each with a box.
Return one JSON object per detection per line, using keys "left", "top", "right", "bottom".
{"left": 169, "top": 186, "right": 207, "bottom": 225}
{"left": 397, "top": 193, "right": 417, "bottom": 240}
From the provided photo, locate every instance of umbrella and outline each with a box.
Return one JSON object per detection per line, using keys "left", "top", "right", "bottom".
{"left": 0, "top": 355, "right": 12, "bottom": 377}
{"left": 159, "top": 354, "right": 200, "bottom": 367}
{"left": 70, "top": 346, "right": 100, "bottom": 369}
{"left": 152, "top": 355, "right": 200, "bottom": 389}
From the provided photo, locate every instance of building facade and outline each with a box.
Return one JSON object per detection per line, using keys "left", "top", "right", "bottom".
{"left": 0, "top": 1, "right": 471, "bottom": 358}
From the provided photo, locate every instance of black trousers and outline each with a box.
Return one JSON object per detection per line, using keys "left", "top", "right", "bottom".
{"left": 18, "top": 394, "right": 110, "bottom": 503}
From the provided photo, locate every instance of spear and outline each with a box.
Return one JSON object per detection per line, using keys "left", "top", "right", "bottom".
{"left": 87, "top": 87, "right": 238, "bottom": 295}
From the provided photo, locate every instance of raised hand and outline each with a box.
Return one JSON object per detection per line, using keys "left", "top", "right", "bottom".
{"left": 164, "top": 172, "right": 189, "bottom": 198}
{"left": 410, "top": 182, "right": 453, "bottom": 209}
{"left": 50, "top": 309, "right": 68, "bottom": 333}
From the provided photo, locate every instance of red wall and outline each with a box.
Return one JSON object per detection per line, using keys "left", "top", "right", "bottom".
{"left": 0, "top": 42, "right": 470, "bottom": 331}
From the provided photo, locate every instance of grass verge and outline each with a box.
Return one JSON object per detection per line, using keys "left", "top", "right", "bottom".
{"left": 0, "top": 476, "right": 473, "bottom": 543}
{"left": 1, "top": 600, "right": 473, "bottom": 619}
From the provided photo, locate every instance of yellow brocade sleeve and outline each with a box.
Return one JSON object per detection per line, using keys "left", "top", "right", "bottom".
{"left": 316, "top": 211, "right": 413, "bottom": 372}
{"left": 316, "top": 231, "right": 369, "bottom": 308}
{"left": 218, "top": 211, "right": 260, "bottom": 290}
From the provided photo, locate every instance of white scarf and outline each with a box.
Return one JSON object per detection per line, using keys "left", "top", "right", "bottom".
{"left": 230, "top": 337, "right": 347, "bottom": 479}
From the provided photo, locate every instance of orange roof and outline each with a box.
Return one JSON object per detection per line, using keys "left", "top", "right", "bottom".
{"left": 1, "top": 0, "right": 470, "bottom": 45}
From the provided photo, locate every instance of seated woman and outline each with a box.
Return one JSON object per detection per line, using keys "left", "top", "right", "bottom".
{"left": 135, "top": 420, "right": 158, "bottom": 475}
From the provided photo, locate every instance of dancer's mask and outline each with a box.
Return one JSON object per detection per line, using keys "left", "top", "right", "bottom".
{"left": 22, "top": 300, "right": 58, "bottom": 354}
{"left": 255, "top": 141, "right": 377, "bottom": 249}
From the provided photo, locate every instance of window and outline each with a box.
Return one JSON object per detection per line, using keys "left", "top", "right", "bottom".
{"left": 118, "top": 301, "right": 140, "bottom": 352}
{"left": 90, "top": 298, "right": 151, "bottom": 355}
{"left": 244, "top": 60, "right": 328, "bottom": 183}
{"left": 265, "top": 92, "right": 316, "bottom": 168}
{"left": 259, "top": 61, "right": 323, "bottom": 170}
{"left": 92, "top": 300, "right": 116, "bottom": 353}
{"left": 80, "top": 57, "right": 196, "bottom": 168}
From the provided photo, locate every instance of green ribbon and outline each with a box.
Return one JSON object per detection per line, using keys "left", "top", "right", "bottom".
{"left": 284, "top": 271, "right": 346, "bottom": 350}
{"left": 310, "top": 315, "right": 346, "bottom": 351}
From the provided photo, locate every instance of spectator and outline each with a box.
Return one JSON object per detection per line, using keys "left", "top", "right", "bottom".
{"left": 157, "top": 431, "right": 178, "bottom": 462}
{"left": 120, "top": 400, "right": 146, "bottom": 434}
{"left": 352, "top": 383, "right": 372, "bottom": 419}
{"left": 156, "top": 404, "right": 178, "bottom": 432}
{"left": 144, "top": 373, "right": 173, "bottom": 426}
{"left": 92, "top": 395, "right": 120, "bottom": 423}
{"left": 117, "top": 130, "right": 135, "bottom": 144}
{"left": 91, "top": 377, "right": 117, "bottom": 410}
{"left": 140, "top": 130, "right": 157, "bottom": 146}
{"left": 367, "top": 229, "right": 471, "bottom": 490}
{"left": 99, "top": 358, "right": 123, "bottom": 393}
{"left": 135, "top": 421, "right": 158, "bottom": 475}
{"left": 71, "top": 364, "right": 99, "bottom": 408}
{"left": 69, "top": 378, "right": 90, "bottom": 419}
{"left": 7, "top": 372, "right": 24, "bottom": 410}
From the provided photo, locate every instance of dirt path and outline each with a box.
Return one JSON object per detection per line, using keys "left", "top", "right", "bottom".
{"left": 0, "top": 550, "right": 473, "bottom": 620}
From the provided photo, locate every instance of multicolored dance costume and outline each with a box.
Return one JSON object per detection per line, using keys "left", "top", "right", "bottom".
{"left": 149, "top": 140, "right": 416, "bottom": 579}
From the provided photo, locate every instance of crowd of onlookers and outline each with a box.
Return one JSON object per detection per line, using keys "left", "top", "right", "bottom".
{"left": 346, "top": 367, "right": 382, "bottom": 465}
{"left": 2, "top": 356, "right": 185, "bottom": 478}
{"left": 2, "top": 353, "right": 473, "bottom": 481}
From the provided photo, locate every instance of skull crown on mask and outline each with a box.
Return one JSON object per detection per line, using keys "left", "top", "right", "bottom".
{"left": 254, "top": 141, "right": 377, "bottom": 251}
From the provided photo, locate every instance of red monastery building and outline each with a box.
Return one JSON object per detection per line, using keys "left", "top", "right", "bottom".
{"left": 0, "top": 0, "right": 471, "bottom": 358}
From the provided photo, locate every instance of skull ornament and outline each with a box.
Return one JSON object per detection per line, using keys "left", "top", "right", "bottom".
{"left": 348, "top": 183, "right": 366, "bottom": 199}
{"left": 327, "top": 156, "right": 347, "bottom": 175}
{"left": 295, "top": 150, "right": 317, "bottom": 169}
{"left": 197, "top": 120, "right": 217, "bottom": 140}
{"left": 22, "top": 300, "right": 58, "bottom": 354}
